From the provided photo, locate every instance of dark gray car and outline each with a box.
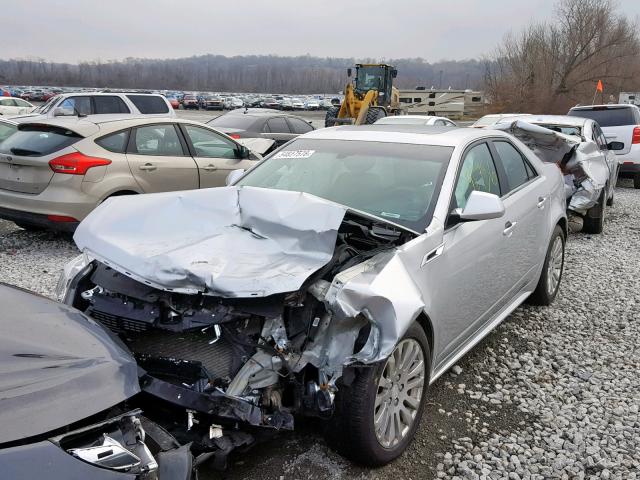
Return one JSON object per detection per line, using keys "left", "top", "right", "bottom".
{"left": 207, "top": 109, "right": 314, "bottom": 153}
{"left": 0, "top": 283, "right": 193, "bottom": 479}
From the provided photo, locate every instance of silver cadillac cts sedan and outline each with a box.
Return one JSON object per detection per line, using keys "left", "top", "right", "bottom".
{"left": 58, "top": 124, "right": 567, "bottom": 468}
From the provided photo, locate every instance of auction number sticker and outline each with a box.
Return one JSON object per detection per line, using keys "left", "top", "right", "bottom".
{"left": 272, "top": 150, "right": 315, "bottom": 159}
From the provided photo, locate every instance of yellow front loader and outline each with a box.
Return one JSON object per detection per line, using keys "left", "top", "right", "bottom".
{"left": 325, "top": 64, "right": 402, "bottom": 127}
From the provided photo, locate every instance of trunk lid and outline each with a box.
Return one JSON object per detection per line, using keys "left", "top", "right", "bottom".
{"left": 0, "top": 122, "right": 90, "bottom": 194}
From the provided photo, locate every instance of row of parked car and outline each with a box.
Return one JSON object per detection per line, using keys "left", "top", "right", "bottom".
{"left": 0, "top": 92, "right": 637, "bottom": 479}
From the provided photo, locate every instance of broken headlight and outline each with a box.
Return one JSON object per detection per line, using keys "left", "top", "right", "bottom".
{"left": 53, "top": 411, "right": 158, "bottom": 477}
{"left": 55, "top": 252, "right": 92, "bottom": 303}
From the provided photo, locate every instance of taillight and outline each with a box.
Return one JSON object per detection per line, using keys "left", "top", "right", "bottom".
{"left": 47, "top": 214, "right": 78, "bottom": 223}
{"left": 229, "top": 134, "right": 241, "bottom": 139}
{"left": 632, "top": 126, "right": 640, "bottom": 144}
{"left": 49, "top": 152, "right": 111, "bottom": 175}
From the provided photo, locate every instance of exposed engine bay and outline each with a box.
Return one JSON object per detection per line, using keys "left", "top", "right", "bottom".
{"left": 65, "top": 204, "right": 414, "bottom": 468}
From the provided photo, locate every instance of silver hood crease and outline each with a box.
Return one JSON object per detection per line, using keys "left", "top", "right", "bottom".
{"left": 73, "top": 186, "right": 428, "bottom": 369}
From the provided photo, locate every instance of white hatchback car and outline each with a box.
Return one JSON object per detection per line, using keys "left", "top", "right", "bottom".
{"left": 0, "top": 97, "right": 35, "bottom": 116}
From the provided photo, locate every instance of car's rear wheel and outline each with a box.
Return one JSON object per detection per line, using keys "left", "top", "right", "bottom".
{"left": 583, "top": 190, "right": 606, "bottom": 234}
{"left": 326, "top": 322, "right": 430, "bottom": 466}
{"left": 527, "top": 225, "right": 565, "bottom": 306}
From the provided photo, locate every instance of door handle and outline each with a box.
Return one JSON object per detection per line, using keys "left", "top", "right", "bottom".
{"left": 503, "top": 221, "right": 517, "bottom": 237}
{"left": 139, "top": 163, "right": 157, "bottom": 171}
{"left": 537, "top": 196, "right": 547, "bottom": 209}
{"left": 203, "top": 164, "right": 218, "bottom": 171}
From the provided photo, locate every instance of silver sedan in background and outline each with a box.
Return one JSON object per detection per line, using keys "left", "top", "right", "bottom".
{"left": 58, "top": 125, "right": 568, "bottom": 468}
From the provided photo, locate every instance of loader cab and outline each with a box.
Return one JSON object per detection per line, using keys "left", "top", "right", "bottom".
{"left": 351, "top": 64, "right": 397, "bottom": 107}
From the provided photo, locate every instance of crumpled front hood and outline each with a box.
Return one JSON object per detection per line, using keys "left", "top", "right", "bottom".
{"left": 0, "top": 284, "right": 139, "bottom": 444}
{"left": 74, "top": 186, "right": 347, "bottom": 297}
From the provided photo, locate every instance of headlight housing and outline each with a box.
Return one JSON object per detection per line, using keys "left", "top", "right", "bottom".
{"left": 55, "top": 252, "right": 92, "bottom": 303}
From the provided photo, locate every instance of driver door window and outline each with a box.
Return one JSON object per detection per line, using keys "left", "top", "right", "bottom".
{"left": 453, "top": 143, "right": 500, "bottom": 210}
{"left": 59, "top": 96, "right": 91, "bottom": 116}
{"left": 183, "top": 124, "right": 252, "bottom": 188}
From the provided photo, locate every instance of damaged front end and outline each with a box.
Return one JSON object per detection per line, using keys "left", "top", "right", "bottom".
{"left": 494, "top": 120, "right": 610, "bottom": 216}
{"left": 59, "top": 186, "right": 418, "bottom": 468}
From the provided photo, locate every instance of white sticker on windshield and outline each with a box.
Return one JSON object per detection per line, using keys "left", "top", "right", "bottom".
{"left": 272, "top": 150, "right": 315, "bottom": 159}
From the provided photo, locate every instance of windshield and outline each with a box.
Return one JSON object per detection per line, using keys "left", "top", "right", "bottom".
{"left": 237, "top": 138, "right": 453, "bottom": 231}
{"left": 473, "top": 116, "right": 499, "bottom": 127}
{"left": 356, "top": 66, "right": 385, "bottom": 93}
{"left": 569, "top": 107, "right": 636, "bottom": 127}
{"left": 33, "top": 95, "right": 60, "bottom": 114}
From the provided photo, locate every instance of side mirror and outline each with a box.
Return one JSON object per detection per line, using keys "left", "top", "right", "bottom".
{"left": 236, "top": 145, "right": 250, "bottom": 159}
{"left": 607, "top": 141, "right": 624, "bottom": 151}
{"left": 392, "top": 69, "right": 398, "bottom": 78}
{"left": 455, "top": 191, "right": 505, "bottom": 222}
{"left": 347, "top": 68, "right": 352, "bottom": 77}
{"left": 53, "top": 107, "right": 74, "bottom": 117}
{"left": 226, "top": 169, "right": 245, "bottom": 186}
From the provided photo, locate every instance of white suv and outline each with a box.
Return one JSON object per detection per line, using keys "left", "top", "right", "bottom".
{"left": 12, "top": 92, "right": 175, "bottom": 122}
{"left": 568, "top": 104, "right": 640, "bottom": 189}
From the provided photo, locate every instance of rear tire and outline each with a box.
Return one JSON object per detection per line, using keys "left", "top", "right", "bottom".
{"left": 325, "top": 106, "right": 340, "bottom": 127}
{"left": 365, "top": 106, "right": 386, "bottom": 125}
{"left": 634, "top": 173, "right": 640, "bottom": 189}
{"left": 583, "top": 190, "right": 606, "bottom": 234}
{"left": 527, "top": 225, "right": 565, "bottom": 306}
{"left": 326, "top": 322, "right": 430, "bottom": 466}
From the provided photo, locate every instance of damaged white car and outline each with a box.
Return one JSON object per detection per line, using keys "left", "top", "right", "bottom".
{"left": 57, "top": 125, "right": 567, "bottom": 467}
{"left": 494, "top": 115, "right": 622, "bottom": 234}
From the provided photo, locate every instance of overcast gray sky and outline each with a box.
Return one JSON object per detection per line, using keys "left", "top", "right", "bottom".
{"left": 6, "top": 0, "right": 640, "bottom": 63}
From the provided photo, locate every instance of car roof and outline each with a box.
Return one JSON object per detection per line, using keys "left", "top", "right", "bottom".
{"left": 302, "top": 125, "right": 512, "bottom": 147}
{"left": 504, "top": 115, "right": 589, "bottom": 127}
{"left": 11, "top": 116, "right": 206, "bottom": 137}
{"left": 570, "top": 103, "right": 639, "bottom": 110}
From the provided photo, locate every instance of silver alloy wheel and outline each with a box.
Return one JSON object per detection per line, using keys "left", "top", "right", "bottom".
{"left": 546, "top": 236, "right": 564, "bottom": 296}
{"left": 374, "top": 338, "right": 425, "bottom": 448}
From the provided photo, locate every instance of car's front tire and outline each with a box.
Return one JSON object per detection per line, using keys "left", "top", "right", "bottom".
{"left": 527, "top": 225, "right": 565, "bottom": 306}
{"left": 583, "top": 190, "right": 606, "bottom": 234}
{"left": 326, "top": 322, "right": 430, "bottom": 466}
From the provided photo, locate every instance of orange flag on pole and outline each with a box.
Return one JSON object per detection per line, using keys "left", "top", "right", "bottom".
{"left": 596, "top": 80, "right": 604, "bottom": 92}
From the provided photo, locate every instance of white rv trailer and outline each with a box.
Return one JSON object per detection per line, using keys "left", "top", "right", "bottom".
{"left": 619, "top": 92, "right": 640, "bottom": 106}
{"left": 398, "top": 88, "right": 485, "bottom": 119}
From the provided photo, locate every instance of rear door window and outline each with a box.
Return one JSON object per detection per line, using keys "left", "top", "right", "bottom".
{"left": 0, "top": 125, "right": 82, "bottom": 157}
{"left": 266, "top": 117, "right": 291, "bottom": 133}
{"left": 132, "top": 124, "right": 184, "bottom": 156}
{"left": 569, "top": 107, "right": 635, "bottom": 127}
{"left": 0, "top": 99, "right": 16, "bottom": 106}
{"left": 94, "top": 96, "right": 130, "bottom": 114}
{"left": 126, "top": 95, "right": 170, "bottom": 114}
{"left": 286, "top": 118, "right": 313, "bottom": 134}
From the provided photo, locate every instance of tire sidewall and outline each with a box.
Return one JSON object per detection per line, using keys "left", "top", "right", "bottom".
{"left": 356, "top": 323, "right": 431, "bottom": 464}
{"left": 542, "top": 226, "right": 565, "bottom": 302}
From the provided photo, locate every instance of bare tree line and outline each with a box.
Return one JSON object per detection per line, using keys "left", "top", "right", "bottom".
{"left": 0, "top": 55, "right": 485, "bottom": 94}
{"left": 485, "top": 0, "right": 640, "bottom": 113}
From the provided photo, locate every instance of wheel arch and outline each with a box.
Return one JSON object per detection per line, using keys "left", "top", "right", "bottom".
{"left": 413, "top": 311, "right": 435, "bottom": 365}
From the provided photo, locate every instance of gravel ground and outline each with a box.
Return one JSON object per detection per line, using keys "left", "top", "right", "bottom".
{"left": 0, "top": 180, "right": 638, "bottom": 480}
